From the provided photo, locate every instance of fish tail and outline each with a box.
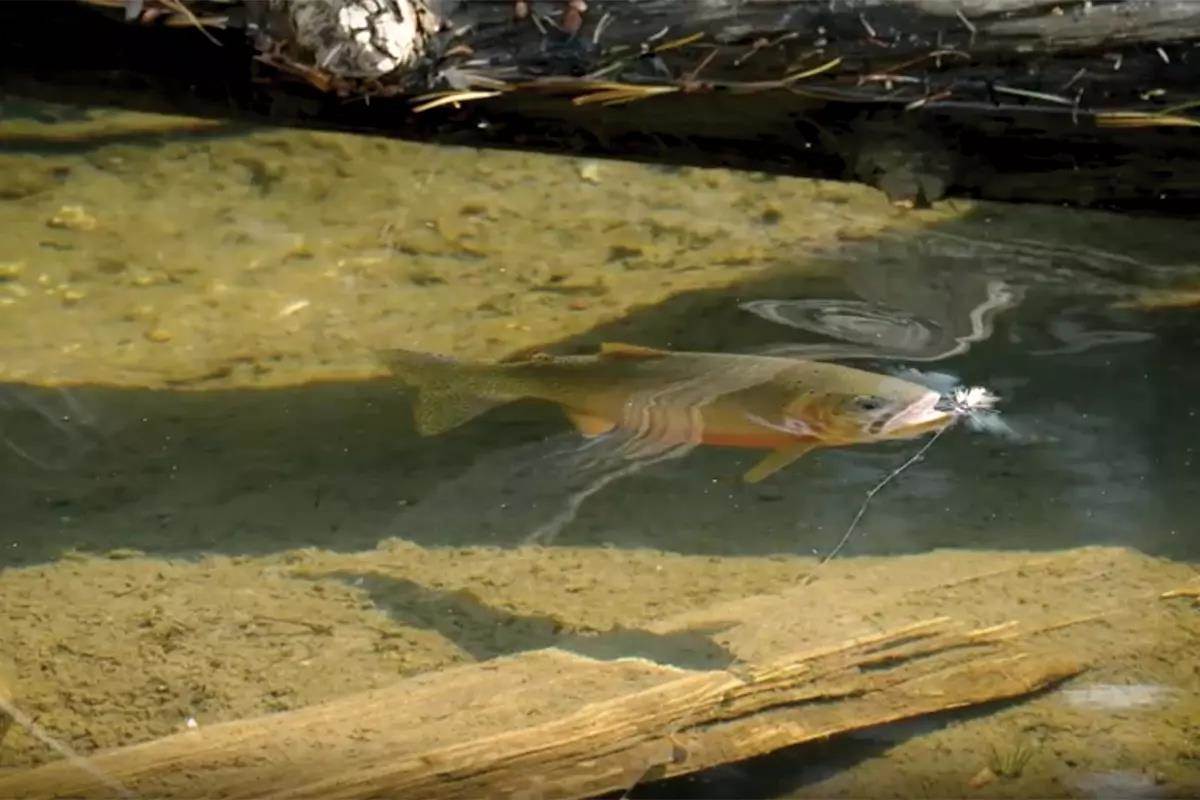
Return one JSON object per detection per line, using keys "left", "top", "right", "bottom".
{"left": 378, "top": 349, "right": 503, "bottom": 436}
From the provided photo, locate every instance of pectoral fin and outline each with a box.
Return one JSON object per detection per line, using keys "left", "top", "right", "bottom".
{"left": 742, "top": 441, "right": 817, "bottom": 483}
{"left": 565, "top": 409, "right": 617, "bottom": 438}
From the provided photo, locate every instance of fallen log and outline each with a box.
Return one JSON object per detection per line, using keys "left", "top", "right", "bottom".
{"left": 2, "top": 544, "right": 1194, "bottom": 798}
{"left": 1, "top": 1, "right": 1199, "bottom": 211}
{"left": 0, "top": 617, "right": 1079, "bottom": 800}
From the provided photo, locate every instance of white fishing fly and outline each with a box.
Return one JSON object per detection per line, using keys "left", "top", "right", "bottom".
{"left": 946, "top": 385, "right": 1015, "bottom": 437}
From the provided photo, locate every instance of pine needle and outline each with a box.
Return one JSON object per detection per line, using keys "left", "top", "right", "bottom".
{"left": 411, "top": 90, "right": 504, "bottom": 113}
{"left": 571, "top": 84, "right": 679, "bottom": 106}
{"left": 1095, "top": 111, "right": 1200, "bottom": 128}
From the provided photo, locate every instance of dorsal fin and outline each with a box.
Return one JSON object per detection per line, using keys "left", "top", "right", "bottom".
{"left": 599, "top": 342, "right": 670, "bottom": 360}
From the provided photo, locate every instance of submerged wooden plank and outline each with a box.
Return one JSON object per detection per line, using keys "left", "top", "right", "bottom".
{"left": 0, "top": 614, "right": 1079, "bottom": 800}
{"left": 3, "top": 543, "right": 1196, "bottom": 798}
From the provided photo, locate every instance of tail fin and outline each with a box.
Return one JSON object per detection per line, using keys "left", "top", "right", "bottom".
{"left": 378, "top": 349, "right": 501, "bottom": 436}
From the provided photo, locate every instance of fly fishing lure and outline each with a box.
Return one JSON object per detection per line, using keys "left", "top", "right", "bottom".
{"left": 945, "top": 385, "right": 1008, "bottom": 433}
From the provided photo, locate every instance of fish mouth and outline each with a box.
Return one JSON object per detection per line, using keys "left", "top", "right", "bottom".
{"left": 879, "top": 391, "right": 953, "bottom": 436}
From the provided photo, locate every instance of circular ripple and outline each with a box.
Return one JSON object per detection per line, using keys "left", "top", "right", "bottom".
{"left": 740, "top": 298, "right": 944, "bottom": 354}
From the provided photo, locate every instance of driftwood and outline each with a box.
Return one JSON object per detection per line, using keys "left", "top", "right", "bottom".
{"left": 1, "top": 1, "right": 1199, "bottom": 210}
{"left": 1, "top": 544, "right": 1194, "bottom": 799}
{"left": 0, "top": 617, "right": 1079, "bottom": 800}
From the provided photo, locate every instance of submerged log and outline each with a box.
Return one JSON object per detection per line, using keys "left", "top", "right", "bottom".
{"left": 1, "top": 1, "right": 1199, "bottom": 211}
{"left": 1, "top": 544, "right": 1193, "bottom": 799}
{"left": 0, "top": 617, "right": 1079, "bottom": 800}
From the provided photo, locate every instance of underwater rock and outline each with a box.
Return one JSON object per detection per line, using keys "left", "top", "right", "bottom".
{"left": 144, "top": 328, "right": 173, "bottom": 343}
{"left": 0, "top": 165, "right": 57, "bottom": 200}
{"left": 60, "top": 288, "right": 86, "bottom": 306}
{"left": 967, "top": 767, "right": 997, "bottom": 789}
{"left": 46, "top": 205, "right": 98, "bottom": 232}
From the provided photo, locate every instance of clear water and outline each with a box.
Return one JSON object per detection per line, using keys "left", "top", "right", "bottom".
{"left": 1, "top": 101, "right": 1197, "bottom": 799}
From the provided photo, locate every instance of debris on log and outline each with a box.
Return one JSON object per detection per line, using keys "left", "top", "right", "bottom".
{"left": 1, "top": 1, "right": 1199, "bottom": 210}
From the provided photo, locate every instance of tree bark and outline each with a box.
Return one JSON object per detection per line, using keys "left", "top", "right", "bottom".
{"left": 2, "top": 0, "right": 1199, "bottom": 211}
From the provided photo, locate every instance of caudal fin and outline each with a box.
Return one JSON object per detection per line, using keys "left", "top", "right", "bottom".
{"left": 378, "top": 349, "right": 501, "bottom": 436}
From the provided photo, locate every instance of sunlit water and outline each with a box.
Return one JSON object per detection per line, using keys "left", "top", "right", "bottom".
{"left": 1, "top": 101, "right": 1197, "bottom": 799}
{"left": 5, "top": 230, "right": 1194, "bottom": 563}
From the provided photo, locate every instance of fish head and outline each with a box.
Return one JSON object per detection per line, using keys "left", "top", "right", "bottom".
{"left": 781, "top": 375, "right": 954, "bottom": 444}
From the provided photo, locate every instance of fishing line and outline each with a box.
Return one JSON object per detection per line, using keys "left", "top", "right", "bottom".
{"left": 0, "top": 697, "right": 134, "bottom": 798}
{"left": 805, "top": 425, "right": 949, "bottom": 583}
{"left": 803, "top": 385, "right": 999, "bottom": 585}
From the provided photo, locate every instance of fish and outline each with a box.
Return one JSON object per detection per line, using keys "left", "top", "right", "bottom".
{"left": 380, "top": 342, "right": 955, "bottom": 483}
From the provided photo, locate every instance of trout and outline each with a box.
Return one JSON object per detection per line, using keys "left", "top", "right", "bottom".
{"left": 382, "top": 342, "right": 954, "bottom": 482}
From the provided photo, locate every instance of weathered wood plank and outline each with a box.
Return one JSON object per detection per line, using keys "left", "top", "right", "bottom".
{"left": 0, "top": 618, "right": 1079, "bottom": 800}
{"left": 1, "top": 545, "right": 1193, "bottom": 799}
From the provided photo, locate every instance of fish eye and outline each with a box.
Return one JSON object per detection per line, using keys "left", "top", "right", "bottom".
{"left": 852, "top": 395, "right": 885, "bottom": 412}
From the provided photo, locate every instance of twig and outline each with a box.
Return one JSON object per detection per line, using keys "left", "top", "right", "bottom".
{"left": 652, "top": 31, "right": 704, "bottom": 55}
{"left": 1159, "top": 98, "right": 1200, "bottom": 116}
{"left": 683, "top": 47, "right": 720, "bottom": 83}
{"left": 1063, "top": 67, "right": 1087, "bottom": 90}
{"left": 252, "top": 614, "right": 335, "bottom": 636}
{"left": 158, "top": 0, "right": 221, "bottom": 46}
{"left": 726, "top": 56, "right": 844, "bottom": 94}
{"left": 882, "top": 49, "right": 970, "bottom": 76}
{"left": 644, "top": 25, "right": 671, "bottom": 44}
{"left": 905, "top": 89, "right": 953, "bottom": 111}
{"left": 570, "top": 83, "right": 679, "bottom": 107}
{"left": 955, "top": 8, "right": 977, "bottom": 39}
{"left": 1095, "top": 111, "right": 1200, "bottom": 128}
{"left": 591, "top": 10, "right": 613, "bottom": 45}
{"left": 859, "top": 13, "right": 877, "bottom": 38}
{"left": 993, "top": 84, "right": 1075, "bottom": 106}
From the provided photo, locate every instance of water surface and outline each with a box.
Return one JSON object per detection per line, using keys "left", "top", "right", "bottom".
{"left": 1, "top": 101, "right": 1197, "bottom": 799}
